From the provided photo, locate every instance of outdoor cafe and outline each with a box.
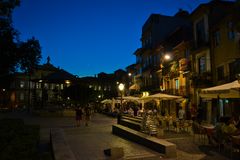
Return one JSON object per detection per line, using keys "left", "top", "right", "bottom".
{"left": 100, "top": 92, "right": 193, "bottom": 133}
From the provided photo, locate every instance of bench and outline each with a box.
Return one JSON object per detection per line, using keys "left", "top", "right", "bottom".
{"left": 50, "top": 128, "right": 76, "bottom": 160}
{"left": 112, "top": 124, "right": 176, "bottom": 158}
{"left": 121, "top": 115, "right": 142, "bottom": 123}
{"left": 119, "top": 118, "right": 142, "bottom": 131}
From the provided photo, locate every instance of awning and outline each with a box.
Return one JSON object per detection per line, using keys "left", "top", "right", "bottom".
{"left": 122, "top": 96, "right": 141, "bottom": 103}
{"left": 140, "top": 93, "right": 182, "bottom": 101}
{"left": 200, "top": 80, "right": 240, "bottom": 98}
{"left": 101, "top": 99, "right": 112, "bottom": 104}
{"left": 129, "top": 84, "right": 140, "bottom": 90}
{"left": 201, "top": 80, "right": 240, "bottom": 93}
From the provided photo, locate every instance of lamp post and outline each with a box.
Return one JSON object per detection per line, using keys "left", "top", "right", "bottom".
{"left": 118, "top": 83, "right": 124, "bottom": 124}
{"left": 118, "top": 83, "right": 124, "bottom": 111}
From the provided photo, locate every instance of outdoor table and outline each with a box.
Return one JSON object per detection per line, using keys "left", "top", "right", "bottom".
{"left": 201, "top": 124, "right": 215, "bottom": 144}
{"left": 201, "top": 124, "right": 215, "bottom": 135}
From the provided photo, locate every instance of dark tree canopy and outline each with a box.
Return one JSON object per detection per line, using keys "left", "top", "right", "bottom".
{"left": 63, "top": 84, "right": 94, "bottom": 106}
{"left": 18, "top": 37, "right": 42, "bottom": 73}
{"left": 0, "top": 0, "right": 42, "bottom": 82}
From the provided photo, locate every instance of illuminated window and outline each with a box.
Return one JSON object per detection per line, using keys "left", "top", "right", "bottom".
{"left": 36, "top": 83, "right": 39, "bottom": 89}
{"left": 198, "top": 56, "right": 206, "bottom": 74}
{"left": 51, "top": 84, "right": 54, "bottom": 90}
{"left": 20, "top": 81, "right": 24, "bottom": 88}
{"left": 20, "top": 93, "right": 24, "bottom": 101}
{"left": 175, "top": 79, "right": 179, "bottom": 90}
{"left": 61, "top": 84, "right": 64, "bottom": 90}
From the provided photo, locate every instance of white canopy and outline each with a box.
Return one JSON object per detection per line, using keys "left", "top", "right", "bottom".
{"left": 101, "top": 99, "right": 112, "bottom": 104}
{"left": 140, "top": 93, "right": 182, "bottom": 101}
{"left": 200, "top": 80, "right": 240, "bottom": 98}
{"left": 129, "top": 84, "right": 140, "bottom": 90}
{"left": 201, "top": 80, "right": 240, "bottom": 93}
{"left": 122, "top": 96, "right": 141, "bottom": 103}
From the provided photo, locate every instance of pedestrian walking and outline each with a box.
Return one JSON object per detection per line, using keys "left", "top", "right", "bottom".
{"left": 85, "top": 107, "right": 91, "bottom": 126}
{"left": 75, "top": 107, "right": 83, "bottom": 127}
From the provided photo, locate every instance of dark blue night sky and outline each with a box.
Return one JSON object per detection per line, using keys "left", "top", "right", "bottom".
{"left": 13, "top": 0, "right": 210, "bottom": 77}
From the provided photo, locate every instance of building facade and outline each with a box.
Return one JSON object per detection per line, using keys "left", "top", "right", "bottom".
{"left": 132, "top": 0, "right": 240, "bottom": 122}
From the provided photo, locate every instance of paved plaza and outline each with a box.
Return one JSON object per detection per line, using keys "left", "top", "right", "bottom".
{"left": 0, "top": 112, "right": 235, "bottom": 160}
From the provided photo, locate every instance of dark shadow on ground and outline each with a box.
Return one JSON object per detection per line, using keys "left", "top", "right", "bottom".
{"left": 198, "top": 145, "right": 215, "bottom": 156}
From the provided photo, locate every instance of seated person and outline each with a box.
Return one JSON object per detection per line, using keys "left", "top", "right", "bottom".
{"left": 222, "top": 117, "right": 240, "bottom": 136}
{"left": 232, "top": 113, "right": 240, "bottom": 129}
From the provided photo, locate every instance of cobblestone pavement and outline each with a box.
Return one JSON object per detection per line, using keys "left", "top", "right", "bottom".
{"left": 64, "top": 113, "right": 164, "bottom": 160}
{"left": 0, "top": 112, "right": 162, "bottom": 159}
{"left": 1, "top": 112, "right": 237, "bottom": 160}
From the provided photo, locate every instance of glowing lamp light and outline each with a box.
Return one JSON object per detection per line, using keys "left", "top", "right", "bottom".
{"left": 118, "top": 83, "right": 124, "bottom": 91}
{"left": 164, "top": 54, "right": 171, "bottom": 60}
{"left": 65, "top": 80, "right": 71, "bottom": 84}
{"left": 142, "top": 91, "right": 149, "bottom": 97}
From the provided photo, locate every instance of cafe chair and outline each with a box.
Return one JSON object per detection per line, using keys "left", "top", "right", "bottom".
{"left": 192, "top": 121, "right": 206, "bottom": 144}
{"left": 230, "top": 135, "right": 240, "bottom": 159}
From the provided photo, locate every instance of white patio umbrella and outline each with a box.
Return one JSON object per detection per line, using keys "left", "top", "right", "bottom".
{"left": 140, "top": 93, "right": 182, "bottom": 101}
{"left": 122, "top": 96, "right": 141, "bottom": 103}
{"left": 139, "top": 92, "right": 183, "bottom": 113}
{"left": 200, "top": 80, "right": 240, "bottom": 98}
{"left": 129, "top": 84, "right": 140, "bottom": 90}
{"left": 201, "top": 80, "right": 240, "bottom": 93}
{"left": 101, "top": 99, "right": 112, "bottom": 104}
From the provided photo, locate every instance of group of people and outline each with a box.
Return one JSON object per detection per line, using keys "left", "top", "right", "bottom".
{"left": 221, "top": 114, "right": 240, "bottom": 136}
{"left": 75, "top": 106, "right": 92, "bottom": 127}
{"left": 207, "top": 114, "right": 240, "bottom": 146}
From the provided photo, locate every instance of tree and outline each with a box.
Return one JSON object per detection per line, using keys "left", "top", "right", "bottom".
{"left": 1, "top": 0, "right": 42, "bottom": 75}
{"left": 18, "top": 37, "right": 42, "bottom": 73}
{"left": 18, "top": 37, "right": 42, "bottom": 109}
{"left": 63, "top": 84, "right": 94, "bottom": 107}
{"left": 0, "top": 0, "right": 20, "bottom": 75}
{"left": 0, "top": 0, "right": 42, "bottom": 109}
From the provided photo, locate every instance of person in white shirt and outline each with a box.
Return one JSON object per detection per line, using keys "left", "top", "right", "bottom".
{"left": 178, "top": 107, "right": 185, "bottom": 120}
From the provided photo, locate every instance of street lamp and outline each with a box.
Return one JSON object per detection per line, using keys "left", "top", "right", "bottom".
{"left": 118, "top": 83, "right": 124, "bottom": 110}
{"left": 118, "top": 83, "right": 124, "bottom": 124}
{"left": 164, "top": 54, "right": 171, "bottom": 61}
